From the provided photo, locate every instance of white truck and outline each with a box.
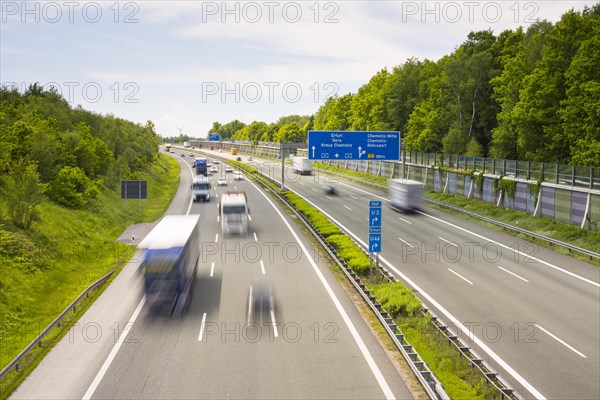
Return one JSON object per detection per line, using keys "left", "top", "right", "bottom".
{"left": 183, "top": 141, "right": 190, "bottom": 148}
{"left": 220, "top": 191, "right": 249, "bottom": 235}
{"left": 192, "top": 176, "right": 211, "bottom": 202}
{"left": 291, "top": 156, "right": 313, "bottom": 175}
{"left": 389, "top": 179, "right": 423, "bottom": 213}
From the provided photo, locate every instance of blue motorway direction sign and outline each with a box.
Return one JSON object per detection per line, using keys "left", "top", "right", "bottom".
{"left": 208, "top": 134, "right": 220, "bottom": 141}
{"left": 369, "top": 199, "right": 382, "bottom": 252}
{"left": 370, "top": 208, "right": 381, "bottom": 226}
{"left": 369, "top": 234, "right": 381, "bottom": 252}
{"left": 308, "top": 131, "right": 400, "bottom": 161}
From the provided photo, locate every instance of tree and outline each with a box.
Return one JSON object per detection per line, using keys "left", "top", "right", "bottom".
{"left": 273, "top": 123, "right": 304, "bottom": 142}
{"left": 4, "top": 159, "right": 46, "bottom": 229}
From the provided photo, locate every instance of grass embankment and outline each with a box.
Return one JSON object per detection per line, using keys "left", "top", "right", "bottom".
{"left": 231, "top": 160, "right": 500, "bottom": 399}
{"left": 0, "top": 154, "right": 179, "bottom": 374}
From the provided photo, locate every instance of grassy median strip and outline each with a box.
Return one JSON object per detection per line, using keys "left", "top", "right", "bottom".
{"left": 231, "top": 160, "right": 502, "bottom": 399}
{"left": 0, "top": 155, "right": 179, "bottom": 398}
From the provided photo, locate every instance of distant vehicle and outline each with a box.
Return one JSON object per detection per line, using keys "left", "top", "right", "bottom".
{"left": 192, "top": 176, "right": 211, "bottom": 202}
{"left": 225, "top": 166, "right": 233, "bottom": 173}
{"left": 291, "top": 156, "right": 313, "bottom": 175}
{"left": 219, "top": 149, "right": 223, "bottom": 153}
{"left": 248, "top": 156, "right": 253, "bottom": 161}
{"left": 213, "top": 159, "right": 220, "bottom": 164}
{"left": 247, "top": 276, "right": 276, "bottom": 326}
{"left": 210, "top": 166, "right": 218, "bottom": 173}
{"left": 183, "top": 141, "right": 190, "bottom": 148}
{"left": 189, "top": 152, "right": 193, "bottom": 157}
{"left": 231, "top": 148, "right": 238, "bottom": 155}
{"left": 389, "top": 179, "right": 422, "bottom": 213}
{"left": 165, "top": 143, "right": 172, "bottom": 151}
{"left": 234, "top": 172, "right": 243, "bottom": 181}
{"left": 138, "top": 214, "right": 200, "bottom": 315}
{"left": 217, "top": 177, "right": 227, "bottom": 186}
{"left": 195, "top": 157, "right": 207, "bottom": 176}
{"left": 181, "top": 153, "right": 186, "bottom": 157}
{"left": 236, "top": 156, "right": 241, "bottom": 161}
{"left": 323, "top": 184, "right": 337, "bottom": 195}
{"left": 220, "top": 191, "right": 249, "bottom": 235}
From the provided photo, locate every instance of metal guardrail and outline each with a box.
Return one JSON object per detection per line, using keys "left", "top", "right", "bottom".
{"left": 222, "top": 159, "right": 448, "bottom": 399}
{"left": 0, "top": 270, "right": 115, "bottom": 380}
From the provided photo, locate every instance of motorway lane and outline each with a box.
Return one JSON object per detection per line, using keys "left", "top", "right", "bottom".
{"left": 88, "top": 163, "right": 413, "bottom": 399}
{"left": 210, "top": 152, "right": 600, "bottom": 400}
{"left": 9, "top": 153, "right": 199, "bottom": 400}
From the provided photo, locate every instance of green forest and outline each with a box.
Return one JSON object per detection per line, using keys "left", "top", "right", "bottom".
{"left": 209, "top": 4, "right": 600, "bottom": 167}
{"left": 0, "top": 84, "right": 160, "bottom": 226}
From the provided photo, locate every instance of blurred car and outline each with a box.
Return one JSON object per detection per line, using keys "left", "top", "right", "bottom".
{"left": 218, "top": 149, "right": 223, "bottom": 152}
{"left": 236, "top": 156, "right": 242, "bottom": 161}
{"left": 213, "top": 159, "right": 220, "bottom": 164}
{"left": 234, "top": 172, "right": 243, "bottom": 181}
{"left": 247, "top": 276, "right": 276, "bottom": 326}
{"left": 210, "top": 166, "right": 218, "bottom": 173}
{"left": 225, "top": 166, "right": 233, "bottom": 173}
{"left": 248, "top": 156, "right": 253, "bottom": 161}
{"left": 217, "top": 177, "right": 227, "bottom": 186}
{"left": 189, "top": 152, "right": 193, "bottom": 157}
{"left": 180, "top": 153, "right": 186, "bottom": 157}
{"left": 323, "top": 184, "right": 337, "bottom": 195}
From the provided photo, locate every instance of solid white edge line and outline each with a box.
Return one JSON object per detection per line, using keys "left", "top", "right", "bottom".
{"left": 260, "top": 260, "right": 266, "bottom": 275}
{"left": 398, "top": 217, "right": 412, "bottom": 224}
{"left": 398, "top": 237, "right": 414, "bottom": 248}
{"left": 270, "top": 309, "right": 279, "bottom": 338}
{"left": 448, "top": 268, "right": 474, "bottom": 285}
{"left": 498, "top": 266, "right": 528, "bottom": 283}
{"left": 535, "top": 324, "right": 587, "bottom": 358}
{"left": 198, "top": 312, "right": 207, "bottom": 342}
{"left": 293, "top": 194, "right": 546, "bottom": 400}
{"left": 210, "top": 262, "right": 215, "bottom": 278}
{"left": 246, "top": 178, "right": 395, "bottom": 400}
{"left": 438, "top": 236, "right": 458, "bottom": 247}
{"left": 82, "top": 297, "right": 146, "bottom": 400}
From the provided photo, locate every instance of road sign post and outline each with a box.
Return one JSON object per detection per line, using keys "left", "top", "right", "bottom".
{"left": 368, "top": 200, "right": 382, "bottom": 283}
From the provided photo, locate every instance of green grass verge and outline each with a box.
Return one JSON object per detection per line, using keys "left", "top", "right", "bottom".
{"left": 0, "top": 155, "right": 179, "bottom": 385}
{"left": 230, "top": 159, "right": 499, "bottom": 398}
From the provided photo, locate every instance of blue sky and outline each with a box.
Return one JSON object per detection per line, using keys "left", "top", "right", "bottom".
{"left": 1, "top": 1, "right": 594, "bottom": 137}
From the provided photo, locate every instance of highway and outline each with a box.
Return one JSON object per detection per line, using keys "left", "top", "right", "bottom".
{"left": 200, "top": 149, "right": 600, "bottom": 400}
{"left": 11, "top": 153, "right": 413, "bottom": 400}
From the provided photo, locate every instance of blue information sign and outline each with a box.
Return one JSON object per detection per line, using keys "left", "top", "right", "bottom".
{"left": 209, "top": 134, "right": 220, "bottom": 141}
{"left": 369, "top": 199, "right": 382, "bottom": 252}
{"left": 308, "top": 131, "right": 400, "bottom": 161}
{"left": 369, "top": 234, "right": 381, "bottom": 252}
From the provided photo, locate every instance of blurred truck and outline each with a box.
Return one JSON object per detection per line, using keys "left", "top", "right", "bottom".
{"left": 291, "top": 156, "right": 313, "bottom": 175}
{"left": 220, "top": 191, "right": 249, "bottom": 235}
{"left": 194, "top": 157, "right": 207, "bottom": 176}
{"left": 231, "top": 148, "right": 238, "bottom": 155}
{"left": 138, "top": 214, "right": 200, "bottom": 315}
{"left": 389, "top": 179, "right": 422, "bottom": 213}
{"left": 192, "top": 176, "right": 211, "bottom": 202}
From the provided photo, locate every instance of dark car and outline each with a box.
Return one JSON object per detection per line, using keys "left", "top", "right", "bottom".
{"left": 323, "top": 184, "right": 337, "bottom": 195}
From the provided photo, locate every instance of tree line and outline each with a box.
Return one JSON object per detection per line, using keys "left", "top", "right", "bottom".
{"left": 210, "top": 5, "right": 599, "bottom": 167}
{"left": 0, "top": 84, "right": 160, "bottom": 228}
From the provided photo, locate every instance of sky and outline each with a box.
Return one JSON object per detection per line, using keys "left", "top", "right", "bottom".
{"left": 1, "top": 1, "right": 595, "bottom": 138}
